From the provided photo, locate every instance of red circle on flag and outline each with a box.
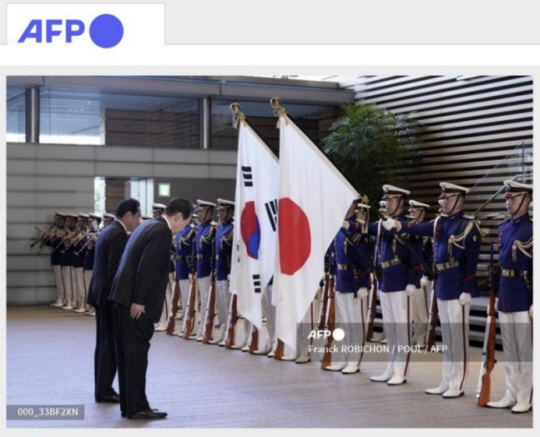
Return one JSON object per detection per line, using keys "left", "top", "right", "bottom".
{"left": 240, "top": 201, "right": 260, "bottom": 259}
{"left": 278, "top": 197, "right": 311, "bottom": 275}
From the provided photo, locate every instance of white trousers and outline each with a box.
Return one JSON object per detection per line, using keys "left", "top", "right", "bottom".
{"left": 412, "top": 283, "right": 430, "bottom": 345}
{"left": 196, "top": 276, "right": 212, "bottom": 337}
{"left": 216, "top": 280, "right": 232, "bottom": 334}
{"left": 73, "top": 267, "right": 85, "bottom": 310}
{"left": 61, "top": 266, "right": 73, "bottom": 307}
{"left": 84, "top": 269, "right": 93, "bottom": 310}
{"left": 178, "top": 279, "right": 191, "bottom": 320}
{"left": 52, "top": 265, "right": 65, "bottom": 304}
{"left": 380, "top": 290, "right": 413, "bottom": 377}
{"left": 262, "top": 284, "right": 276, "bottom": 346}
{"left": 158, "top": 273, "right": 175, "bottom": 326}
{"left": 334, "top": 291, "right": 368, "bottom": 367}
{"left": 438, "top": 298, "right": 470, "bottom": 392}
{"left": 498, "top": 311, "right": 533, "bottom": 406}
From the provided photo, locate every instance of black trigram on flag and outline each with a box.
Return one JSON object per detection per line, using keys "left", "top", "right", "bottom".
{"left": 265, "top": 199, "right": 278, "bottom": 232}
{"left": 252, "top": 274, "right": 261, "bottom": 293}
{"left": 242, "top": 166, "right": 253, "bottom": 187}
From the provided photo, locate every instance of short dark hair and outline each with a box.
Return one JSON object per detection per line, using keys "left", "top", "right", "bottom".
{"left": 166, "top": 197, "right": 193, "bottom": 219}
{"left": 116, "top": 198, "right": 141, "bottom": 218}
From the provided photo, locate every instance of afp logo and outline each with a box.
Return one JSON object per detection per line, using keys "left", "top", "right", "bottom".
{"left": 18, "top": 14, "right": 124, "bottom": 48}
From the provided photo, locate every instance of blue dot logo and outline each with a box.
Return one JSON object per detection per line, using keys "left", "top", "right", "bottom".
{"left": 89, "top": 14, "right": 123, "bottom": 48}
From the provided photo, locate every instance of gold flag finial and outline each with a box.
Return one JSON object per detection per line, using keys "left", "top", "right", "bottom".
{"left": 230, "top": 102, "right": 246, "bottom": 128}
{"left": 270, "top": 96, "right": 288, "bottom": 127}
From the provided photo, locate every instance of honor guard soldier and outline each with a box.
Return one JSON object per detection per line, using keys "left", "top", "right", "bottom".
{"left": 345, "top": 185, "right": 422, "bottom": 385}
{"left": 193, "top": 200, "right": 217, "bottom": 340}
{"left": 152, "top": 203, "right": 177, "bottom": 332}
{"left": 486, "top": 180, "right": 533, "bottom": 413}
{"left": 384, "top": 182, "right": 482, "bottom": 398}
{"left": 72, "top": 213, "right": 90, "bottom": 313}
{"left": 82, "top": 213, "right": 102, "bottom": 314}
{"left": 326, "top": 199, "right": 373, "bottom": 374}
{"left": 408, "top": 200, "right": 433, "bottom": 349}
{"left": 152, "top": 203, "right": 166, "bottom": 218}
{"left": 211, "top": 199, "right": 235, "bottom": 345}
{"left": 59, "top": 213, "right": 79, "bottom": 310}
{"left": 175, "top": 213, "right": 197, "bottom": 333}
{"left": 44, "top": 212, "right": 67, "bottom": 307}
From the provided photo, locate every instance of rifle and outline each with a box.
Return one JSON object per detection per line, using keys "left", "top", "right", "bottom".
{"left": 273, "top": 339, "right": 285, "bottom": 360}
{"left": 478, "top": 241, "right": 498, "bottom": 406}
{"left": 224, "top": 294, "right": 238, "bottom": 348}
{"left": 249, "top": 325, "right": 259, "bottom": 353}
{"left": 182, "top": 272, "right": 197, "bottom": 339}
{"left": 321, "top": 274, "right": 336, "bottom": 369}
{"left": 202, "top": 273, "right": 217, "bottom": 344}
{"left": 30, "top": 224, "right": 55, "bottom": 248}
{"left": 166, "top": 279, "right": 181, "bottom": 335}
{"left": 365, "top": 273, "right": 379, "bottom": 341}
{"left": 426, "top": 281, "right": 439, "bottom": 350}
{"left": 317, "top": 272, "right": 330, "bottom": 330}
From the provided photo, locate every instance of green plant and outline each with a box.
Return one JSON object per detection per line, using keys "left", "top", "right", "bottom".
{"left": 323, "top": 103, "right": 423, "bottom": 207}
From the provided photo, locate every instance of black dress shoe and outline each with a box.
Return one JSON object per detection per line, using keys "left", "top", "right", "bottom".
{"left": 95, "top": 393, "right": 120, "bottom": 403}
{"left": 127, "top": 409, "right": 167, "bottom": 420}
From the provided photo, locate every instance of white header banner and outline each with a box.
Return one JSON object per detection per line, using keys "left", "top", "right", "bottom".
{"left": 5, "top": 3, "right": 164, "bottom": 62}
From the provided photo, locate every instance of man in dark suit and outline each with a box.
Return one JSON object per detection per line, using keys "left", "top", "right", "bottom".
{"left": 87, "top": 198, "right": 141, "bottom": 403}
{"left": 109, "top": 197, "right": 193, "bottom": 420}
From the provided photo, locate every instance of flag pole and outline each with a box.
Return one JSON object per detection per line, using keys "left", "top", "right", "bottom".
{"left": 270, "top": 96, "right": 288, "bottom": 127}
{"left": 230, "top": 102, "right": 246, "bottom": 128}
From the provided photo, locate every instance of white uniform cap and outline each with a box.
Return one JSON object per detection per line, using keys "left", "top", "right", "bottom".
{"left": 408, "top": 200, "right": 430, "bottom": 210}
{"left": 503, "top": 180, "right": 533, "bottom": 198}
{"left": 217, "top": 199, "right": 235, "bottom": 207}
{"left": 197, "top": 199, "right": 217, "bottom": 208}
{"left": 54, "top": 211, "right": 66, "bottom": 217}
{"left": 439, "top": 182, "right": 470, "bottom": 198}
{"left": 66, "top": 213, "right": 79, "bottom": 218}
{"left": 103, "top": 213, "right": 115, "bottom": 220}
{"left": 382, "top": 184, "right": 410, "bottom": 199}
{"left": 141, "top": 215, "right": 152, "bottom": 220}
{"left": 78, "top": 213, "right": 89, "bottom": 218}
{"left": 152, "top": 203, "right": 167, "bottom": 211}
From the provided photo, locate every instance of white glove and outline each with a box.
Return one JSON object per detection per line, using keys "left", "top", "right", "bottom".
{"left": 529, "top": 304, "right": 533, "bottom": 318}
{"left": 227, "top": 274, "right": 230, "bottom": 281}
{"left": 405, "top": 284, "right": 417, "bottom": 297}
{"left": 342, "top": 220, "right": 350, "bottom": 230}
{"left": 458, "top": 292, "right": 471, "bottom": 306}
{"left": 420, "top": 275, "right": 431, "bottom": 288}
{"left": 357, "top": 287, "right": 369, "bottom": 299}
{"left": 188, "top": 273, "right": 193, "bottom": 281}
{"left": 382, "top": 218, "right": 396, "bottom": 231}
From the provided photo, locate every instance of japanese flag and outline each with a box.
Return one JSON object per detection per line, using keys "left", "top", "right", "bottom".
{"left": 274, "top": 114, "right": 358, "bottom": 349}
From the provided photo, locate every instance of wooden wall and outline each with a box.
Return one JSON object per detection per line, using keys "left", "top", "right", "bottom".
{"left": 341, "top": 75, "right": 533, "bottom": 284}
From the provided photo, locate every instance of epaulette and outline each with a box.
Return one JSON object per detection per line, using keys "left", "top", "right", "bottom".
{"left": 463, "top": 214, "right": 476, "bottom": 220}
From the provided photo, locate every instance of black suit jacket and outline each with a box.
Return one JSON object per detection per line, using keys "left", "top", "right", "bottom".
{"left": 87, "top": 221, "right": 128, "bottom": 307}
{"left": 109, "top": 217, "right": 173, "bottom": 323}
